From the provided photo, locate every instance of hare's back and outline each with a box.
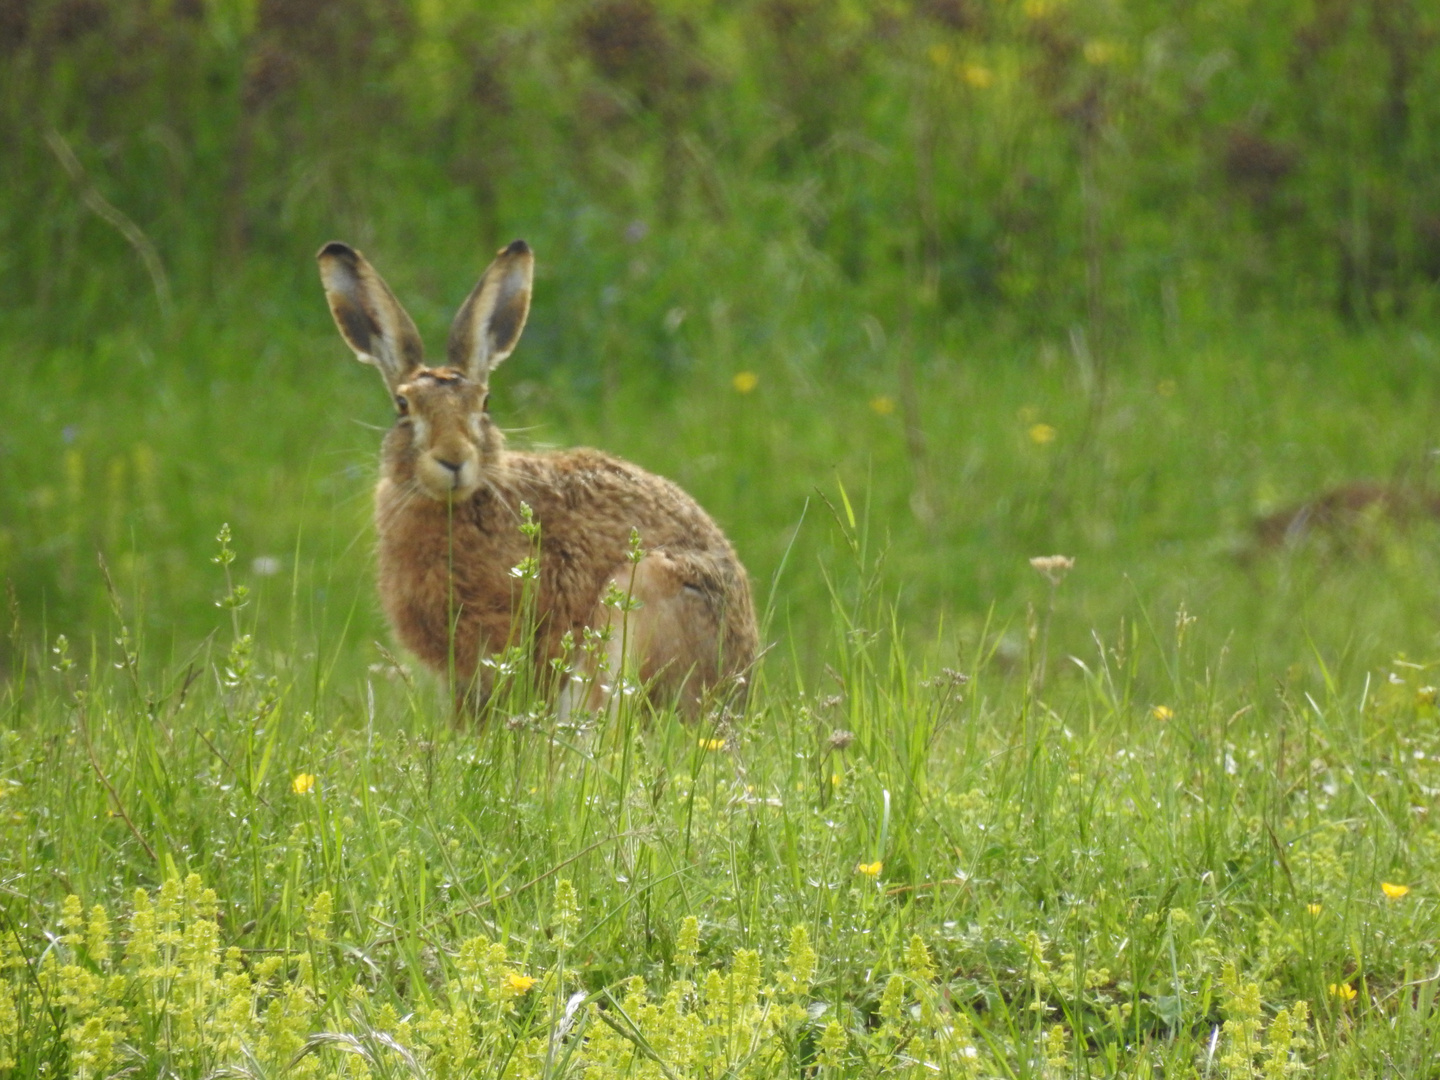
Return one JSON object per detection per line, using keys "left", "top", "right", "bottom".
{"left": 509, "top": 448, "right": 736, "bottom": 554}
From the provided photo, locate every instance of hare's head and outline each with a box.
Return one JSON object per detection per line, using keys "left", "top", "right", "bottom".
{"left": 318, "top": 240, "right": 534, "bottom": 502}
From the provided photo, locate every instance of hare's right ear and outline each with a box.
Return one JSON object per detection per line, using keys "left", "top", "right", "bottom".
{"left": 317, "top": 242, "right": 425, "bottom": 394}
{"left": 446, "top": 240, "right": 534, "bottom": 382}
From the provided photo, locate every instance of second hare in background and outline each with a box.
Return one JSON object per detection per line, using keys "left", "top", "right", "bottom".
{"left": 318, "top": 239, "right": 758, "bottom": 719}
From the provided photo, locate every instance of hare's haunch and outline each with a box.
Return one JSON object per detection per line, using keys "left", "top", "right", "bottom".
{"left": 318, "top": 240, "right": 758, "bottom": 717}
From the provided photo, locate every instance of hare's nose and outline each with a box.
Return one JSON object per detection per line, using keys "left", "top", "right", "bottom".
{"left": 435, "top": 458, "right": 463, "bottom": 476}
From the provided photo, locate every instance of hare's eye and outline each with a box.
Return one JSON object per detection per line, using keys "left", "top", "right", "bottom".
{"left": 395, "top": 395, "right": 409, "bottom": 416}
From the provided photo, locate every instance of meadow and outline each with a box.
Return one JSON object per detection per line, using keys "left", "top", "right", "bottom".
{"left": 5, "top": 0, "right": 1440, "bottom": 1075}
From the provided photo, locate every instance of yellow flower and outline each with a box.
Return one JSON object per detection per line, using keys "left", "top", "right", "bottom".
{"left": 1157, "top": 379, "right": 1177, "bottom": 397}
{"left": 1028, "top": 423, "right": 1057, "bottom": 445}
{"left": 856, "top": 861, "right": 883, "bottom": 877}
{"left": 927, "top": 43, "right": 952, "bottom": 67}
{"left": 700, "top": 738, "right": 725, "bottom": 751}
{"left": 1329, "top": 982, "right": 1357, "bottom": 1002}
{"left": 1307, "top": 902, "right": 1323, "bottom": 916}
{"left": 1083, "top": 40, "right": 1117, "bottom": 65}
{"left": 1382, "top": 882, "right": 1410, "bottom": 900}
{"left": 732, "top": 371, "right": 758, "bottom": 394}
{"left": 962, "top": 64, "right": 993, "bottom": 89}
{"left": 1151, "top": 705, "right": 1174, "bottom": 722}
{"left": 869, "top": 395, "right": 896, "bottom": 416}
{"left": 292, "top": 773, "right": 316, "bottom": 795}
{"left": 503, "top": 972, "right": 537, "bottom": 995}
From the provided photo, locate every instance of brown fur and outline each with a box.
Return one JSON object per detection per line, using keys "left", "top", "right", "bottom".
{"left": 1252, "top": 481, "right": 1440, "bottom": 552}
{"left": 319, "top": 240, "right": 758, "bottom": 718}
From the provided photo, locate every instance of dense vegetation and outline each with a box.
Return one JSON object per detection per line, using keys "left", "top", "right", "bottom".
{"left": 7, "top": 0, "right": 1440, "bottom": 325}
{"left": 4, "top": 0, "right": 1440, "bottom": 1075}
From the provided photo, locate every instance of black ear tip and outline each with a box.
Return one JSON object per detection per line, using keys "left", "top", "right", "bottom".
{"left": 318, "top": 240, "right": 357, "bottom": 262}
{"left": 501, "top": 239, "right": 531, "bottom": 257}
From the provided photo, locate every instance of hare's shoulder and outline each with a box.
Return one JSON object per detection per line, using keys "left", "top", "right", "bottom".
{"left": 505, "top": 447, "right": 674, "bottom": 496}
{"left": 503, "top": 448, "right": 720, "bottom": 537}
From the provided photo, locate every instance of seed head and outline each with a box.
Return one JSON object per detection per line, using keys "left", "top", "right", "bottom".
{"left": 1029, "top": 555, "right": 1075, "bottom": 585}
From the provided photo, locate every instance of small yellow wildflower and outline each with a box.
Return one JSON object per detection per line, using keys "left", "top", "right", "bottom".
{"left": 1151, "top": 705, "right": 1174, "bottom": 722}
{"left": 1028, "top": 422, "right": 1057, "bottom": 445}
{"left": 1382, "top": 882, "right": 1410, "bottom": 900}
{"left": 927, "top": 43, "right": 952, "bottom": 67}
{"left": 1307, "top": 902, "right": 1323, "bottom": 916}
{"left": 292, "top": 773, "right": 316, "bottom": 795}
{"left": 1329, "top": 982, "right": 1357, "bottom": 1002}
{"left": 675, "top": 915, "right": 700, "bottom": 968}
{"left": 856, "top": 861, "right": 883, "bottom": 877}
{"left": 700, "top": 738, "right": 725, "bottom": 751}
{"left": 732, "top": 371, "right": 758, "bottom": 394}
{"left": 1083, "top": 40, "right": 1117, "bottom": 65}
{"left": 1023, "top": 0, "right": 1049, "bottom": 17}
{"left": 1157, "top": 379, "right": 1177, "bottom": 397}
{"left": 503, "top": 972, "right": 538, "bottom": 995}
{"left": 962, "top": 64, "right": 993, "bottom": 88}
{"left": 869, "top": 395, "right": 896, "bottom": 416}
{"left": 818, "top": 1020, "right": 848, "bottom": 1069}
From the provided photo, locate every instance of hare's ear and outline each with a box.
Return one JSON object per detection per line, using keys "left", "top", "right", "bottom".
{"left": 446, "top": 240, "right": 534, "bottom": 382}
{"left": 317, "top": 242, "right": 425, "bottom": 394}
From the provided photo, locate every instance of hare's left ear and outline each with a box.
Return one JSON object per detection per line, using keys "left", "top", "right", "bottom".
{"left": 446, "top": 240, "right": 534, "bottom": 383}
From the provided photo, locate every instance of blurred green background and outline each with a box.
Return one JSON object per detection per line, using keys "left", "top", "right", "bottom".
{"left": 4, "top": 0, "right": 1440, "bottom": 690}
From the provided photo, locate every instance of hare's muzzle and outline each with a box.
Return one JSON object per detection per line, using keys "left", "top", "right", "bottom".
{"left": 416, "top": 446, "right": 480, "bottom": 501}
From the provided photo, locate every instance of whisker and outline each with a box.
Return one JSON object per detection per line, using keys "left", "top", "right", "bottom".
{"left": 479, "top": 475, "right": 523, "bottom": 525}
{"left": 373, "top": 481, "right": 425, "bottom": 531}
{"left": 369, "top": 482, "right": 422, "bottom": 536}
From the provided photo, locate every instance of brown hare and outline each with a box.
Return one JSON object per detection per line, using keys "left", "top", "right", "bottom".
{"left": 317, "top": 239, "right": 758, "bottom": 719}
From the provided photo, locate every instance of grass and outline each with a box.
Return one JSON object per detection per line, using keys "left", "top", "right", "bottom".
{"left": 7, "top": 1, "right": 1440, "bottom": 1070}
{"left": 5, "top": 510, "right": 1440, "bottom": 1075}
{"left": 6, "top": 290, "right": 1440, "bottom": 679}
{"left": 6, "top": 299, "right": 1440, "bottom": 1074}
